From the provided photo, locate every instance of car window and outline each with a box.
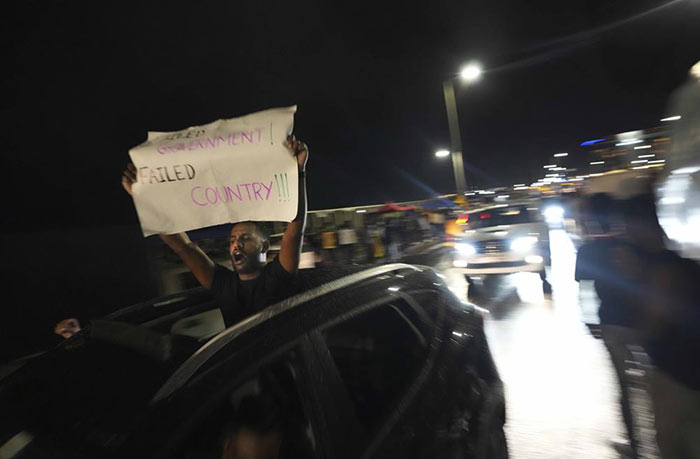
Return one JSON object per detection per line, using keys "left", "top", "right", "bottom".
{"left": 176, "top": 350, "right": 317, "bottom": 459}
{"left": 321, "top": 299, "right": 430, "bottom": 433}
{"left": 466, "top": 205, "right": 532, "bottom": 229}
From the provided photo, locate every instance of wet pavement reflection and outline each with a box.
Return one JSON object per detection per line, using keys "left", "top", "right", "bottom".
{"left": 441, "top": 230, "right": 625, "bottom": 458}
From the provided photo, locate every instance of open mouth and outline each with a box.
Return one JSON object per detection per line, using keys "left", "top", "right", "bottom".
{"left": 232, "top": 251, "right": 246, "bottom": 264}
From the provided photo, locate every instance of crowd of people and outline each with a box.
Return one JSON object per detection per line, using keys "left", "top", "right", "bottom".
{"left": 303, "top": 210, "right": 445, "bottom": 268}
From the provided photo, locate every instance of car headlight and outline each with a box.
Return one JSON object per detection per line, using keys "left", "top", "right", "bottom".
{"left": 544, "top": 205, "right": 564, "bottom": 224}
{"left": 455, "top": 243, "right": 476, "bottom": 256}
{"left": 510, "top": 236, "right": 538, "bottom": 252}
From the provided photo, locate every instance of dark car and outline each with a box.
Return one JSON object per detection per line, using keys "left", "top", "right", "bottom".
{"left": 0, "top": 263, "right": 507, "bottom": 459}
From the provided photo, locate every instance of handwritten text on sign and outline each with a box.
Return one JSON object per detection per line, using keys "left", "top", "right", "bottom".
{"left": 129, "top": 106, "right": 298, "bottom": 236}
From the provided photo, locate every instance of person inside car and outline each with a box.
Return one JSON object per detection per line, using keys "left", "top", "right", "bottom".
{"left": 220, "top": 394, "right": 285, "bottom": 459}
{"left": 56, "top": 135, "right": 308, "bottom": 335}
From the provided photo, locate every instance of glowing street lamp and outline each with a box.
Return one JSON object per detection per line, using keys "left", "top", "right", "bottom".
{"left": 460, "top": 63, "right": 482, "bottom": 83}
{"left": 443, "top": 61, "right": 482, "bottom": 194}
{"left": 435, "top": 149, "right": 450, "bottom": 158}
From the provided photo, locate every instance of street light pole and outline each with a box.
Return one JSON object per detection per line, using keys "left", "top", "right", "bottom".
{"left": 442, "top": 79, "right": 467, "bottom": 195}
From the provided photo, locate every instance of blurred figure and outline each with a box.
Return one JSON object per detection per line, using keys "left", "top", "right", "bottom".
{"left": 622, "top": 191, "right": 700, "bottom": 459}
{"left": 428, "top": 211, "right": 445, "bottom": 238}
{"left": 579, "top": 172, "right": 700, "bottom": 459}
{"left": 337, "top": 222, "right": 358, "bottom": 264}
{"left": 656, "top": 60, "right": 700, "bottom": 261}
{"left": 643, "top": 58, "right": 700, "bottom": 459}
{"left": 221, "top": 395, "right": 284, "bottom": 459}
{"left": 320, "top": 226, "right": 337, "bottom": 266}
{"left": 220, "top": 392, "right": 312, "bottom": 459}
{"left": 640, "top": 233, "right": 700, "bottom": 459}
{"left": 575, "top": 192, "right": 645, "bottom": 459}
{"left": 368, "top": 220, "right": 386, "bottom": 263}
{"left": 417, "top": 212, "right": 431, "bottom": 240}
{"left": 386, "top": 217, "right": 403, "bottom": 261}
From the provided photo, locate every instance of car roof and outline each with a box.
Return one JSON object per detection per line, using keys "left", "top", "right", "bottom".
{"left": 151, "top": 263, "right": 430, "bottom": 403}
{"left": 465, "top": 201, "right": 536, "bottom": 214}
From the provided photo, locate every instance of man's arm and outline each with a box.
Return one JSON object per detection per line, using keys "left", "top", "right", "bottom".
{"left": 122, "top": 163, "right": 217, "bottom": 288}
{"left": 278, "top": 136, "right": 308, "bottom": 274}
{"left": 159, "top": 233, "right": 217, "bottom": 289}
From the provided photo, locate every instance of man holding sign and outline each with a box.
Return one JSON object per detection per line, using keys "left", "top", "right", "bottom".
{"left": 120, "top": 135, "right": 308, "bottom": 327}
{"left": 127, "top": 107, "right": 307, "bottom": 327}
{"left": 56, "top": 108, "right": 308, "bottom": 335}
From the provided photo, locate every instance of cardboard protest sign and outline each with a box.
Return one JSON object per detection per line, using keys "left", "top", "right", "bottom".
{"left": 129, "top": 106, "right": 298, "bottom": 236}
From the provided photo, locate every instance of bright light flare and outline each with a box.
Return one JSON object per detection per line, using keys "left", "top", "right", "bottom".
{"left": 590, "top": 161, "right": 605, "bottom": 165}
{"left": 554, "top": 152, "right": 568, "bottom": 157}
{"left": 435, "top": 149, "right": 450, "bottom": 158}
{"left": 511, "top": 236, "right": 538, "bottom": 252}
{"left": 671, "top": 166, "right": 700, "bottom": 175}
{"left": 660, "top": 116, "right": 681, "bottom": 122}
{"left": 615, "top": 139, "right": 643, "bottom": 146}
{"left": 460, "top": 63, "right": 482, "bottom": 82}
{"left": 544, "top": 206, "right": 564, "bottom": 224}
{"left": 525, "top": 255, "right": 544, "bottom": 264}
{"left": 455, "top": 243, "right": 477, "bottom": 256}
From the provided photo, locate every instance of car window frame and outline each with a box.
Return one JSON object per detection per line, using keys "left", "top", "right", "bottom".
{"left": 299, "top": 332, "right": 369, "bottom": 459}
{"left": 152, "top": 264, "right": 424, "bottom": 403}
{"left": 146, "top": 336, "right": 327, "bottom": 459}
{"left": 310, "top": 288, "right": 446, "bottom": 459}
{"left": 466, "top": 204, "right": 533, "bottom": 229}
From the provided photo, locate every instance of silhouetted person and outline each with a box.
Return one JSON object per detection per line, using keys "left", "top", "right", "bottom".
{"left": 221, "top": 395, "right": 285, "bottom": 459}
{"left": 619, "top": 192, "right": 700, "bottom": 459}
{"left": 575, "top": 192, "right": 644, "bottom": 458}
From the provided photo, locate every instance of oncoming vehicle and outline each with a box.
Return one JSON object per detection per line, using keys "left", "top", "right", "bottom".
{"left": 451, "top": 204, "right": 551, "bottom": 293}
{"left": 0, "top": 264, "right": 507, "bottom": 459}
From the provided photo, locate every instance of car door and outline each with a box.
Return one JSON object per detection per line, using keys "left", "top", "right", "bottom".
{"left": 307, "top": 288, "right": 445, "bottom": 458}
{"left": 133, "top": 313, "right": 337, "bottom": 459}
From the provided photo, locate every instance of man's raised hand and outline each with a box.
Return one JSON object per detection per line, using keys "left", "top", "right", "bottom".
{"left": 284, "top": 135, "right": 308, "bottom": 172}
{"left": 121, "top": 163, "right": 137, "bottom": 195}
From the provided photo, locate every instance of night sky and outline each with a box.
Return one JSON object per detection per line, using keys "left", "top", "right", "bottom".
{"left": 6, "top": 0, "right": 700, "bottom": 232}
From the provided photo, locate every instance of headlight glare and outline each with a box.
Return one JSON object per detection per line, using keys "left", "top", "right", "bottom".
{"left": 455, "top": 243, "right": 477, "bottom": 256}
{"left": 511, "top": 236, "right": 538, "bottom": 252}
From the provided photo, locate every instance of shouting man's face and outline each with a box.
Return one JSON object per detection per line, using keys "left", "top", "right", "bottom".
{"left": 229, "top": 223, "right": 269, "bottom": 275}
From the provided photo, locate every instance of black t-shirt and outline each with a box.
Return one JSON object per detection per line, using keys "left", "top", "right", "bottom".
{"left": 209, "top": 257, "right": 296, "bottom": 327}
{"left": 575, "top": 238, "right": 641, "bottom": 327}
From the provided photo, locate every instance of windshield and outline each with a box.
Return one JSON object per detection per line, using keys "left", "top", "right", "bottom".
{"left": 464, "top": 206, "right": 535, "bottom": 229}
